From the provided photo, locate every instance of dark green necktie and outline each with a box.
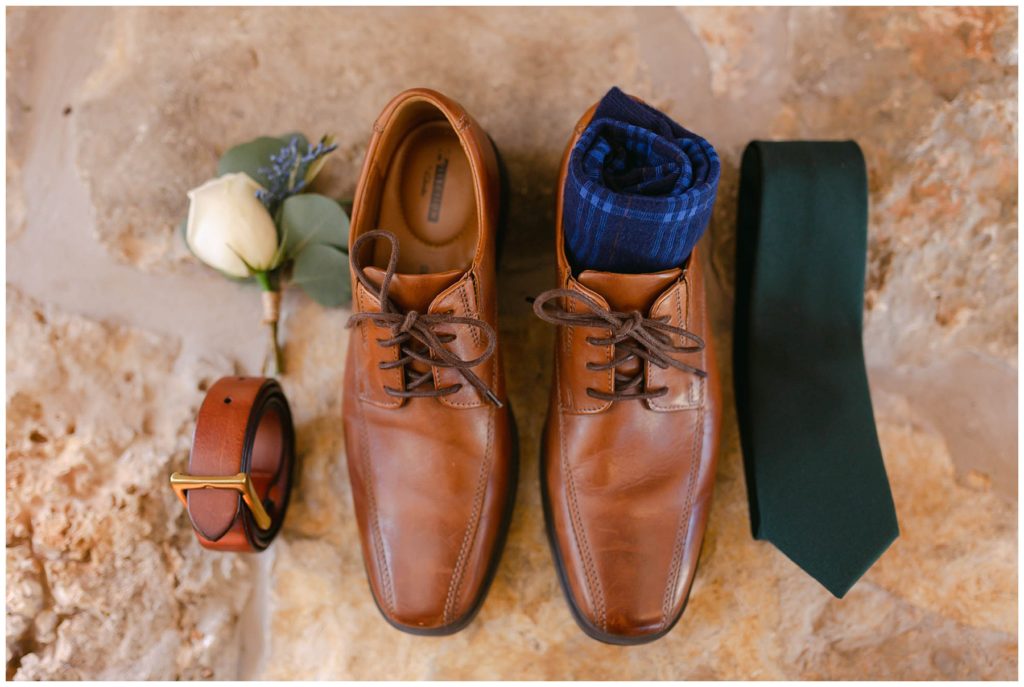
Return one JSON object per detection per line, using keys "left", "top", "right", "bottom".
{"left": 733, "top": 140, "right": 899, "bottom": 598}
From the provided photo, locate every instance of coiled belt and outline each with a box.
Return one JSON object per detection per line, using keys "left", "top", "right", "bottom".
{"left": 170, "top": 377, "right": 294, "bottom": 552}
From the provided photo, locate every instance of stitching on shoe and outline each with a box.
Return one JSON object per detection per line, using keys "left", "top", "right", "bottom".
{"left": 684, "top": 273, "right": 703, "bottom": 408}
{"left": 463, "top": 277, "right": 482, "bottom": 348}
{"left": 356, "top": 282, "right": 402, "bottom": 408}
{"left": 650, "top": 282, "right": 697, "bottom": 411}
{"left": 438, "top": 278, "right": 487, "bottom": 408}
{"left": 443, "top": 408, "right": 495, "bottom": 624}
{"left": 564, "top": 312, "right": 575, "bottom": 410}
{"left": 359, "top": 405, "right": 395, "bottom": 611}
{"left": 660, "top": 406, "right": 703, "bottom": 630}
{"left": 567, "top": 293, "right": 612, "bottom": 413}
{"left": 560, "top": 406, "right": 607, "bottom": 631}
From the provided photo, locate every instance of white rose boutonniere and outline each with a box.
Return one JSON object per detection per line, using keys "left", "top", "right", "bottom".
{"left": 183, "top": 133, "right": 351, "bottom": 375}
{"left": 186, "top": 173, "right": 279, "bottom": 278}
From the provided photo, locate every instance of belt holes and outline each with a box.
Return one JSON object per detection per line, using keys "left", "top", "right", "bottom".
{"left": 224, "top": 397, "right": 232, "bottom": 404}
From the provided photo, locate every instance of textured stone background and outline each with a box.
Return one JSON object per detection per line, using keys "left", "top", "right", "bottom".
{"left": 6, "top": 6, "right": 1017, "bottom": 680}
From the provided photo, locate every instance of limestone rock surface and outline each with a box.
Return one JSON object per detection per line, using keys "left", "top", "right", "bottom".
{"left": 5, "top": 289, "right": 251, "bottom": 680}
{"left": 6, "top": 6, "right": 1017, "bottom": 680}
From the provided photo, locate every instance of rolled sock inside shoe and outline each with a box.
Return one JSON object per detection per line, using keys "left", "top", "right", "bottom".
{"left": 563, "top": 86, "right": 721, "bottom": 274}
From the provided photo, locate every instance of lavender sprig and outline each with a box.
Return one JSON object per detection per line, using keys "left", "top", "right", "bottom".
{"left": 256, "top": 135, "right": 338, "bottom": 211}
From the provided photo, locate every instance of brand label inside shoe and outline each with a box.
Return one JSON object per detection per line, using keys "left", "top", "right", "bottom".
{"left": 426, "top": 151, "right": 449, "bottom": 223}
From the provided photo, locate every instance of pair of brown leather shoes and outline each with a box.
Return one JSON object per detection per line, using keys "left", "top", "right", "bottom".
{"left": 342, "top": 88, "right": 720, "bottom": 644}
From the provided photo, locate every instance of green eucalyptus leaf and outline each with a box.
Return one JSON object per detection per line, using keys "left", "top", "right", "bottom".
{"left": 217, "top": 137, "right": 286, "bottom": 187}
{"left": 291, "top": 243, "right": 351, "bottom": 307}
{"left": 280, "top": 193, "right": 349, "bottom": 258}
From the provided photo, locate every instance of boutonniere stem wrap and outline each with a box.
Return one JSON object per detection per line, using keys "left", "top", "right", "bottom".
{"left": 183, "top": 133, "right": 353, "bottom": 375}
{"left": 257, "top": 275, "right": 284, "bottom": 375}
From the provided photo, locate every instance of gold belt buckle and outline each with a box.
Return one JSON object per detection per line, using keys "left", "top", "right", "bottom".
{"left": 169, "top": 472, "right": 272, "bottom": 530}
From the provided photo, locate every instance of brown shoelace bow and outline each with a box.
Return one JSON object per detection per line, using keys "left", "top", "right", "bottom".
{"left": 532, "top": 287, "right": 706, "bottom": 402}
{"left": 347, "top": 230, "right": 502, "bottom": 407}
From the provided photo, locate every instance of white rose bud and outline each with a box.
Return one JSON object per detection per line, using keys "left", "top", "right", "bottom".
{"left": 186, "top": 173, "right": 279, "bottom": 278}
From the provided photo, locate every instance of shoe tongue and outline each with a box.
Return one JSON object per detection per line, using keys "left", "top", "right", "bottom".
{"left": 577, "top": 267, "right": 682, "bottom": 313}
{"left": 363, "top": 267, "right": 463, "bottom": 312}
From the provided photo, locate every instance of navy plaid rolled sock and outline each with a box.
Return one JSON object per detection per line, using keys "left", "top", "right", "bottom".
{"left": 564, "top": 87, "right": 721, "bottom": 273}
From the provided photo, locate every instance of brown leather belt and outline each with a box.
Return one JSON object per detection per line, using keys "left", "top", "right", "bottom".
{"left": 170, "top": 377, "right": 294, "bottom": 552}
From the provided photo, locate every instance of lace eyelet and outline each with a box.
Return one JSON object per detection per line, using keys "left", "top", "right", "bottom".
{"left": 438, "top": 383, "right": 464, "bottom": 396}
{"left": 346, "top": 230, "right": 503, "bottom": 408}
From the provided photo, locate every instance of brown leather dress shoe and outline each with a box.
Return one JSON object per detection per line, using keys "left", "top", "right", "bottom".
{"left": 342, "top": 88, "right": 516, "bottom": 635}
{"left": 533, "top": 103, "right": 722, "bottom": 644}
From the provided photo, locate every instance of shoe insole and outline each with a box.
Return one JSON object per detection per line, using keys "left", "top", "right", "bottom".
{"left": 375, "top": 120, "right": 478, "bottom": 274}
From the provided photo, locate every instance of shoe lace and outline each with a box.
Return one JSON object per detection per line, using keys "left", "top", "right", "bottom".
{"left": 347, "top": 230, "right": 502, "bottom": 407}
{"left": 532, "top": 287, "right": 705, "bottom": 402}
